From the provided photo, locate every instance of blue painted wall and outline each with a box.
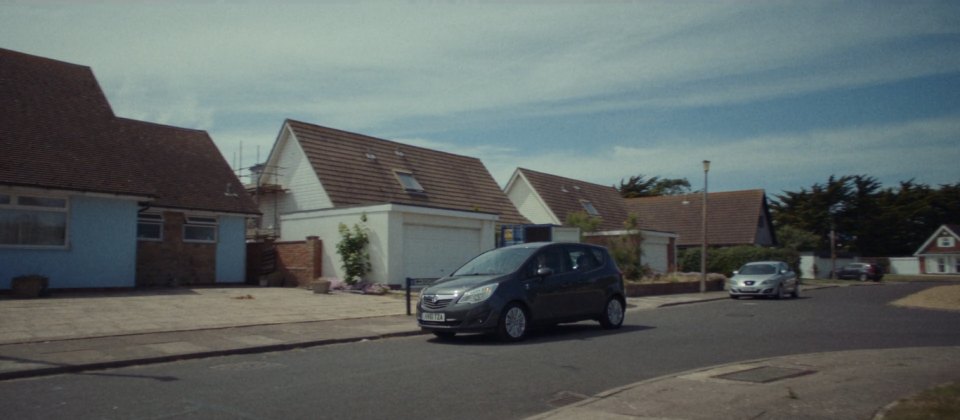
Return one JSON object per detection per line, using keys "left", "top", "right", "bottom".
{"left": 216, "top": 215, "right": 247, "bottom": 284}
{"left": 0, "top": 195, "right": 138, "bottom": 289}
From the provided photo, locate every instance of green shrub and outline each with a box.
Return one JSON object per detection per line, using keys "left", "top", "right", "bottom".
{"left": 336, "top": 215, "right": 371, "bottom": 285}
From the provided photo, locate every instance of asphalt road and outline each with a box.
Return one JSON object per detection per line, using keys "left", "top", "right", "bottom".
{"left": 2, "top": 283, "right": 959, "bottom": 420}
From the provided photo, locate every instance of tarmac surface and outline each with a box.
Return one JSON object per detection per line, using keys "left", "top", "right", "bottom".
{"left": 1, "top": 282, "right": 958, "bottom": 419}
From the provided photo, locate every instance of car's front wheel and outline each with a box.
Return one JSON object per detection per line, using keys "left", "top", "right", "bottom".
{"left": 599, "top": 296, "right": 625, "bottom": 329}
{"left": 497, "top": 303, "right": 528, "bottom": 342}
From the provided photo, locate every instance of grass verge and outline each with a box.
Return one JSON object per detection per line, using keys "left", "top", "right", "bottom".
{"left": 881, "top": 382, "right": 960, "bottom": 420}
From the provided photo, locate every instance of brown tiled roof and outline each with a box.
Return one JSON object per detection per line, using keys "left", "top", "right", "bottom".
{"left": 624, "top": 189, "right": 771, "bottom": 247}
{"left": 0, "top": 47, "right": 152, "bottom": 197}
{"left": 117, "top": 118, "right": 259, "bottom": 214}
{"left": 286, "top": 120, "right": 528, "bottom": 224}
{"left": 0, "top": 47, "right": 258, "bottom": 215}
{"left": 516, "top": 168, "right": 629, "bottom": 232}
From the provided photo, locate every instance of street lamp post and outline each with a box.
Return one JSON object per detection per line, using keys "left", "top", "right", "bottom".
{"left": 700, "top": 160, "right": 710, "bottom": 293}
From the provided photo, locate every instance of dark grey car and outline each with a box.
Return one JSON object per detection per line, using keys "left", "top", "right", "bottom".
{"left": 835, "top": 263, "right": 884, "bottom": 282}
{"left": 417, "top": 242, "right": 626, "bottom": 342}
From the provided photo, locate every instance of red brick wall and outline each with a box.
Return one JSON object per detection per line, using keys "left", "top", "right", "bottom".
{"left": 137, "top": 211, "right": 217, "bottom": 287}
{"left": 274, "top": 236, "right": 323, "bottom": 288}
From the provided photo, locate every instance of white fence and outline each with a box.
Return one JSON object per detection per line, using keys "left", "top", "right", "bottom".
{"left": 888, "top": 257, "right": 921, "bottom": 275}
{"left": 798, "top": 254, "right": 920, "bottom": 278}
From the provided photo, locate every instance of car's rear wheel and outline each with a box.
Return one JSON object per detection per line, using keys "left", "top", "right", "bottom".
{"left": 599, "top": 297, "right": 625, "bottom": 329}
{"left": 432, "top": 331, "right": 456, "bottom": 340}
{"left": 497, "top": 303, "right": 528, "bottom": 342}
{"left": 791, "top": 284, "right": 800, "bottom": 299}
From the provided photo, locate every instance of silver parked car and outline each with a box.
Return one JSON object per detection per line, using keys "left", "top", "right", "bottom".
{"left": 728, "top": 261, "right": 799, "bottom": 299}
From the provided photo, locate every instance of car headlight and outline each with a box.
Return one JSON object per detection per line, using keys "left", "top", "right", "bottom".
{"left": 458, "top": 284, "right": 498, "bottom": 305}
{"left": 761, "top": 279, "right": 777, "bottom": 285}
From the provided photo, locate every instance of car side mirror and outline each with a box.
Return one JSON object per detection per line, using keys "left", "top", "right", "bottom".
{"left": 732, "top": 271, "right": 739, "bottom": 275}
{"left": 537, "top": 267, "right": 554, "bottom": 277}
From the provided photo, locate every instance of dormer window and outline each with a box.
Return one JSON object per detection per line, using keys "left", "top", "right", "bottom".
{"left": 580, "top": 200, "right": 599, "bottom": 216}
{"left": 395, "top": 171, "right": 425, "bottom": 193}
{"left": 938, "top": 236, "right": 955, "bottom": 248}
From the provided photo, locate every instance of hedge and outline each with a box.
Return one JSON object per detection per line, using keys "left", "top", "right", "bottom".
{"left": 679, "top": 246, "right": 800, "bottom": 277}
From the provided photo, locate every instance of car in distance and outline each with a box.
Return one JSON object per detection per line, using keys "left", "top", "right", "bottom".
{"left": 728, "top": 261, "right": 799, "bottom": 299}
{"left": 417, "top": 242, "right": 626, "bottom": 342}
{"left": 834, "top": 262, "right": 883, "bottom": 282}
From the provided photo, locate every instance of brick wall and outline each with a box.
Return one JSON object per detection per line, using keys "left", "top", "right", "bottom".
{"left": 274, "top": 236, "right": 323, "bottom": 288}
{"left": 137, "top": 211, "right": 217, "bottom": 287}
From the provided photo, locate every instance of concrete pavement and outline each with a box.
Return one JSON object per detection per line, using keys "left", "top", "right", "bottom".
{"left": 0, "top": 282, "right": 953, "bottom": 419}
{"left": 530, "top": 346, "right": 960, "bottom": 420}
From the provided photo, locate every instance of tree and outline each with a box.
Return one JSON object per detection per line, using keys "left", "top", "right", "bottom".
{"left": 776, "top": 225, "right": 820, "bottom": 251}
{"left": 565, "top": 211, "right": 602, "bottom": 240}
{"left": 608, "top": 213, "right": 648, "bottom": 279}
{"left": 617, "top": 175, "right": 692, "bottom": 198}
{"left": 771, "top": 175, "right": 960, "bottom": 256}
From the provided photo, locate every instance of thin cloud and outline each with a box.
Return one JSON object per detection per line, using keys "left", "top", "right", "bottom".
{"left": 2, "top": 1, "right": 957, "bottom": 194}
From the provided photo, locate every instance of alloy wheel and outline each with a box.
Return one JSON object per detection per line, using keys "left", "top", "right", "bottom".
{"left": 600, "top": 297, "right": 625, "bottom": 329}
{"left": 503, "top": 306, "right": 527, "bottom": 339}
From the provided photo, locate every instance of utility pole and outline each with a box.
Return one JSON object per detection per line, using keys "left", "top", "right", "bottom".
{"left": 700, "top": 160, "right": 710, "bottom": 293}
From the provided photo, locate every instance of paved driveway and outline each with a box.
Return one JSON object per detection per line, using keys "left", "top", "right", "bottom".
{"left": 0, "top": 287, "right": 410, "bottom": 344}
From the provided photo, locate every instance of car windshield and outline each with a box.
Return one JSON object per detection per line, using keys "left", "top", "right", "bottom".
{"left": 739, "top": 264, "right": 777, "bottom": 275}
{"left": 453, "top": 247, "right": 538, "bottom": 276}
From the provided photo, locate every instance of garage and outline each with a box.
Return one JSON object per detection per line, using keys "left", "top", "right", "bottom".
{"left": 403, "top": 224, "right": 483, "bottom": 279}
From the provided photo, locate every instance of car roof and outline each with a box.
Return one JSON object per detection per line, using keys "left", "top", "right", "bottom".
{"left": 743, "top": 261, "right": 785, "bottom": 265}
{"left": 501, "top": 242, "right": 600, "bottom": 250}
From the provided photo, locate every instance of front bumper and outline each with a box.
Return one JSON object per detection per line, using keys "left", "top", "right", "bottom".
{"left": 417, "top": 298, "right": 503, "bottom": 334}
{"left": 728, "top": 284, "right": 779, "bottom": 296}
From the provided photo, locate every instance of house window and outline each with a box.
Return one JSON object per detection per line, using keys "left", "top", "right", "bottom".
{"left": 137, "top": 212, "right": 163, "bottom": 241}
{"left": 0, "top": 193, "right": 68, "bottom": 247}
{"left": 183, "top": 216, "right": 218, "bottom": 243}
{"left": 395, "top": 171, "right": 425, "bottom": 193}
{"left": 581, "top": 200, "right": 600, "bottom": 217}
{"left": 937, "top": 258, "right": 946, "bottom": 273}
{"left": 937, "top": 237, "right": 955, "bottom": 248}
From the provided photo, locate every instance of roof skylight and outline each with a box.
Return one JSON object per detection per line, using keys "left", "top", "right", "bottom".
{"left": 581, "top": 200, "right": 599, "bottom": 216}
{"left": 395, "top": 171, "right": 425, "bottom": 193}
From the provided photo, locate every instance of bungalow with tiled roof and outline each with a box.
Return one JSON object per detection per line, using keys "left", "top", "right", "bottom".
{"left": 503, "top": 168, "right": 678, "bottom": 273}
{"left": 623, "top": 189, "right": 776, "bottom": 249}
{"left": 251, "top": 119, "right": 528, "bottom": 285}
{"left": 914, "top": 224, "right": 960, "bottom": 274}
{"left": 1, "top": 48, "right": 259, "bottom": 290}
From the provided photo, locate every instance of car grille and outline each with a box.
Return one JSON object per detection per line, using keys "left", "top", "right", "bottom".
{"left": 421, "top": 295, "right": 455, "bottom": 310}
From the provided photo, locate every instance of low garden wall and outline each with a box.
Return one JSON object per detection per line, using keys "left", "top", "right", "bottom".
{"left": 625, "top": 278, "right": 725, "bottom": 297}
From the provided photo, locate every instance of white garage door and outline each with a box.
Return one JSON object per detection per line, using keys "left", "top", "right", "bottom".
{"left": 403, "top": 224, "right": 482, "bottom": 279}
{"left": 642, "top": 242, "right": 669, "bottom": 274}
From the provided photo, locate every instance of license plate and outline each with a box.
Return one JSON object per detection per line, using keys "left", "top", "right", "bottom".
{"left": 421, "top": 312, "right": 445, "bottom": 322}
{"left": 740, "top": 288, "right": 757, "bottom": 292}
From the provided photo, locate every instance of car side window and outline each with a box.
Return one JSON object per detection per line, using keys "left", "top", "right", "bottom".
{"left": 526, "top": 247, "right": 568, "bottom": 277}
{"left": 590, "top": 248, "right": 605, "bottom": 265}
{"left": 567, "top": 246, "right": 600, "bottom": 272}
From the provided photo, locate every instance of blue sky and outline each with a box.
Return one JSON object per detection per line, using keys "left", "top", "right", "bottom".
{"left": 2, "top": 1, "right": 959, "bottom": 196}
